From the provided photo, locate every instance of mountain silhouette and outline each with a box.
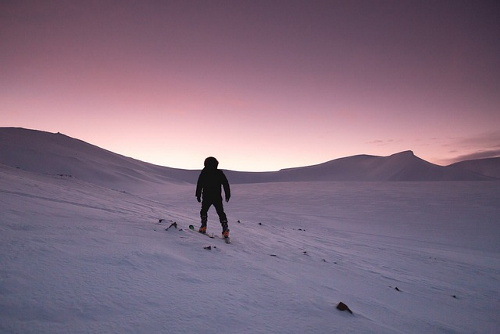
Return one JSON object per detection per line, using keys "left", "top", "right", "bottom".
{"left": 0, "top": 128, "right": 496, "bottom": 188}
{"left": 234, "top": 150, "right": 494, "bottom": 182}
{"left": 449, "top": 157, "right": 500, "bottom": 179}
{"left": 0, "top": 127, "right": 198, "bottom": 191}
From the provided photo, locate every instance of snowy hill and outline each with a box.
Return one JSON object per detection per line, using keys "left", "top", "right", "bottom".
{"left": 1, "top": 127, "right": 500, "bottom": 333}
{"left": 449, "top": 157, "right": 500, "bottom": 179}
{"left": 252, "top": 150, "right": 495, "bottom": 182}
{"left": 0, "top": 128, "right": 496, "bottom": 185}
{"left": 0, "top": 127, "right": 198, "bottom": 192}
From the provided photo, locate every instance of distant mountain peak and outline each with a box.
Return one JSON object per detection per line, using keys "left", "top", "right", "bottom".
{"left": 390, "top": 150, "right": 414, "bottom": 157}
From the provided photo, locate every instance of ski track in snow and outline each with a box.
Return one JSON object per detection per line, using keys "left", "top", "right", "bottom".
{"left": 1, "top": 166, "right": 499, "bottom": 333}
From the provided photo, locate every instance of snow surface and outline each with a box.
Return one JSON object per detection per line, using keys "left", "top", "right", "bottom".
{"left": 1, "top": 128, "right": 499, "bottom": 333}
{"left": 1, "top": 164, "right": 499, "bottom": 333}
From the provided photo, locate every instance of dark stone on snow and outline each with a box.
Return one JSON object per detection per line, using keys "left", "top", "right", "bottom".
{"left": 336, "top": 302, "right": 353, "bottom": 314}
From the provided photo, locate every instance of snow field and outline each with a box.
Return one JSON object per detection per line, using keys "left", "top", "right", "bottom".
{"left": 1, "top": 165, "right": 499, "bottom": 333}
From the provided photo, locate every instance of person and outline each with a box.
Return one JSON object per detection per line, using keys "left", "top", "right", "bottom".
{"left": 195, "top": 156, "right": 231, "bottom": 239}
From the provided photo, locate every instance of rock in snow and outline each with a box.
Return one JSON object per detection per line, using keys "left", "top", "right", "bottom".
{"left": 336, "top": 302, "right": 353, "bottom": 314}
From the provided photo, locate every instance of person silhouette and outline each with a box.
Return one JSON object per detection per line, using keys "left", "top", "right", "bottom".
{"left": 195, "top": 157, "right": 231, "bottom": 239}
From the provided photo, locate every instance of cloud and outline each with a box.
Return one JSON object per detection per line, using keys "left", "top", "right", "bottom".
{"left": 442, "top": 131, "right": 500, "bottom": 164}
{"left": 455, "top": 131, "right": 500, "bottom": 147}
{"left": 448, "top": 149, "right": 500, "bottom": 163}
{"left": 367, "top": 139, "right": 395, "bottom": 146}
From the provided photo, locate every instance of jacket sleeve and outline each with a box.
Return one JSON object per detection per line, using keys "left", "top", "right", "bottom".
{"left": 195, "top": 173, "right": 203, "bottom": 198}
{"left": 221, "top": 171, "right": 230, "bottom": 200}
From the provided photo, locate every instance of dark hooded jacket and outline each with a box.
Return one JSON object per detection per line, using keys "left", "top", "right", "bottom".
{"left": 196, "top": 157, "right": 230, "bottom": 201}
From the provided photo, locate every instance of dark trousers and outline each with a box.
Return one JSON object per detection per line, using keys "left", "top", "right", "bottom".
{"left": 200, "top": 196, "right": 227, "bottom": 224}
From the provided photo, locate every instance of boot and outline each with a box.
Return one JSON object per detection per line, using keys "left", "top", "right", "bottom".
{"left": 221, "top": 221, "right": 229, "bottom": 238}
{"left": 199, "top": 216, "right": 207, "bottom": 234}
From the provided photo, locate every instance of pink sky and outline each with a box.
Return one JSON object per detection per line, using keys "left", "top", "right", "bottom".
{"left": 1, "top": 0, "right": 499, "bottom": 171}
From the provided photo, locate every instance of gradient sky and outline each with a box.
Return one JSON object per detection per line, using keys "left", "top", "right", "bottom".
{"left": 2, "top": 0, "right": 499, "bottom": 171}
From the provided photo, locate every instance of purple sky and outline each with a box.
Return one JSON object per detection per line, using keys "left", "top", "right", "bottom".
{"left": 2, "top": 0, "right": 499, "bottom": 171}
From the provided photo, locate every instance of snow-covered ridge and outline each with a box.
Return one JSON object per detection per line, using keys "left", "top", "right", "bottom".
{"left": 0, "top": 127, "right": 198, "bottom": 192}
{"left": 249, "top": 150, "right": 496, "bottom": 181}
{"left": 0, "top": 128, "right": 497, "bottom": 186}
{"left": 450, "top": 157, "right": 500, "bottom": 179}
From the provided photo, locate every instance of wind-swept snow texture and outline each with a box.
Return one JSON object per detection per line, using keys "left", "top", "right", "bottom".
{"left": 1, "top": 128, "right": 499, "bottom": 333}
